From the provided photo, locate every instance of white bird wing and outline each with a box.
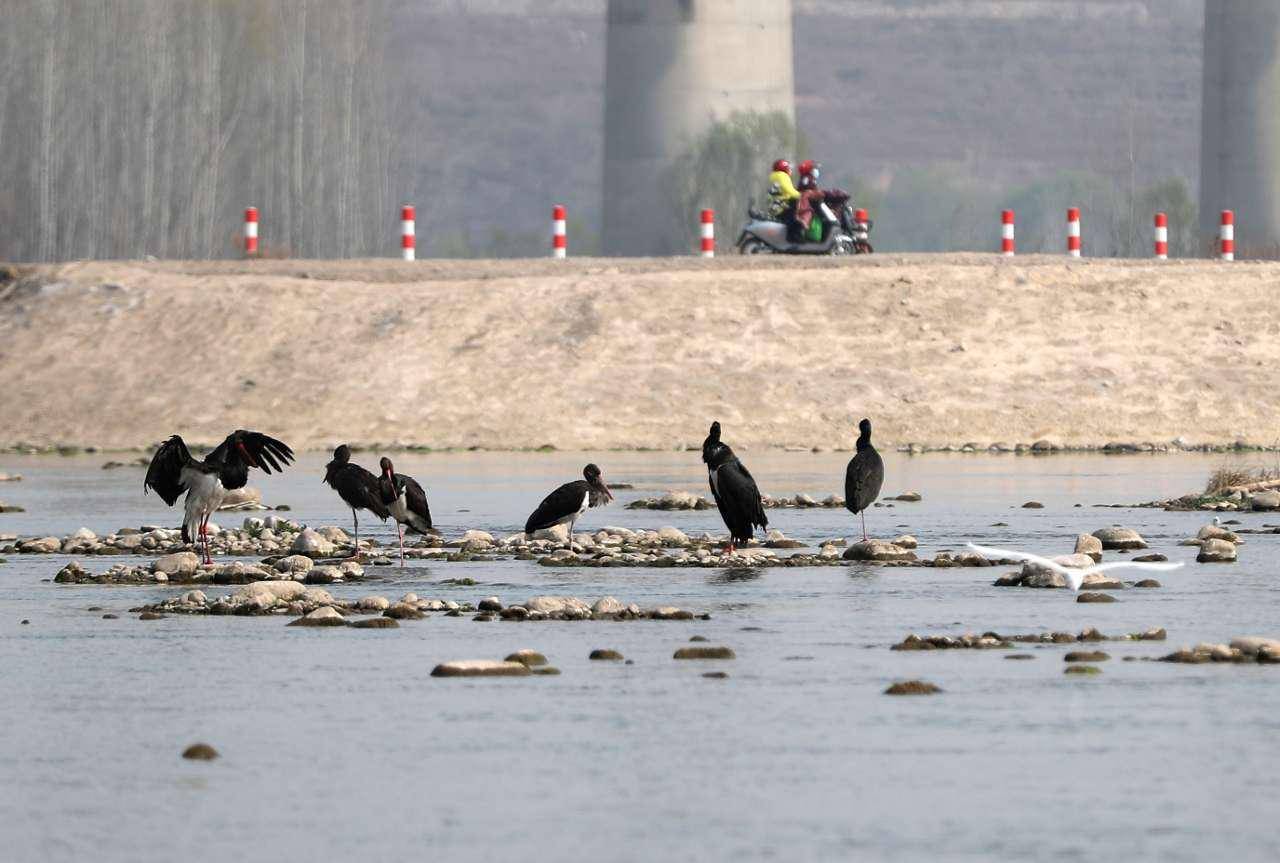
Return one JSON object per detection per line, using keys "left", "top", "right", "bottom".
{"left": 967, "top": 543, "right": 1084, "bottom": 590}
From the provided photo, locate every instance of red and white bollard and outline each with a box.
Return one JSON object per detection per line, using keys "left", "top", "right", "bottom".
{"left": 1219, "top": 210, "right": 1235, "bottom": 261}
{"left": 552, "top": 205, "right": 567, "bottom": 259}
{"left": 1001, "top": 209, "right": 1015, "bottom": 256}
{"left": 1154, "top": 213, "right": 1168, "bottom": 260}
{"left": 243, "top": 206, "right": 258, "bottom": 257}
{"left": 400, "top": 205, "right": 416, "bottom": 261}
{"left": 1066, "top": 207, "right": 1081, "bottom": 257}
{"left": 700, "top": 208, "right": 715, "bottom": 257}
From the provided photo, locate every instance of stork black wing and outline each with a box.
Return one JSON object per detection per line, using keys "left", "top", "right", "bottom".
{"left": 713, "top": 458, "right": 768, "bottom": 544}
{"left": 845, "top": 448, "right": 884, "bottom": 515}
{"left": 334, "top": 464, "right": 390, "bottom": 519}
{"left": 143, "top": 435, "right": 195, "bottom": 506}
{"left": 400, "top": 475, "right": 433, "bottom": 531}
{"left": 209, "top": 430, "right": 295, "bottom": 475}
{"left": 525, "top": 479, "right": 587, "bottom": 534}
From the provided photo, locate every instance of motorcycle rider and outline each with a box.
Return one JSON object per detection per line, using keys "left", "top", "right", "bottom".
{"left": 767, "top": 158, "right": 808, "bottom": 242}
{"left": 798, "top": 159, "right": 853, "bottom": 241}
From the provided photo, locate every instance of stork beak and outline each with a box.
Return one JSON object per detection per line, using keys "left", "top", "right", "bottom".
{"left": 598, "top": 477, "right": 614, "bottom": 502}
{"left": 237, "top": 441, "right": 259, "bottom": 468}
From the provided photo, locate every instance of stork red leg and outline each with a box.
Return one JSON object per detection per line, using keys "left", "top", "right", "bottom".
{"left": 861, "top": 511, "right": 868, "bottom": 542}
{"left": 397, "top": 524, "right": 404, "bottom": 565}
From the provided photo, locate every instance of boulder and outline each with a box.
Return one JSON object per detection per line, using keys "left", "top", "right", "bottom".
{"left": 430, "top": 660, "right": 531, "bottom": 677}
{"left": 657, "top": 526, "right": 689, "bottom": 545}
{"left": 356, "top": 595, "right": 390, "bottom": 611}
{"left": 291, "top": 528, "right": 335, "bottom": 557}
{"left": 384, "top": 602, "right": 426, "bottom": 620}
{"left": 504, "top": 650, "right": 548, "bottom": 667}
{"left": 1197, "top": 538, "right": 1237, "bottom": 563}
{"left": 317, "top": 526, "right": 349, "bottom": 544}
{"left": 884, "top": 680, "right": 941, "bottom": 695}
{"left": 589, "top": 649, "right": 624, "bottom": 661}
{"left": 892, "top": 534, "right": 919, "bottom": 549}
{"left": 842, "top": 540, "right": 917, "bottom": 562}
{"left": 460, "top": 529, "right": 495, "bottom": 545}
{"left": 301, "top": 587, "right": 336, "bottom": 606}
{"left": 524, "top": 596, "right": 591, "bottom": 615}
{"left": 894, "top": 491, "right": 922, "bottom": 502}
{"left": 351, "top": 617, "right": 398, "bottom": 629}
{"left": 1229, "top": 636, "right": 1280, "bottom": 657}
{"left": 153, "top": 552, "right": 200, "bottom": 577}
{"left": 591, "top": 596, "right": 625, "bottom": 615}
{"left": 1073, "top": 533, "right": 1103, "bottom": 562}
{"left": 1249, "top": 490, "right": 1280, "bottom": 511}
{"left": 530, "top": 524, "right": 570, "bottom": 543}
{"left": 273, "top": 554, "right": 314, "bottom": 575}
{"left": 673, "top": 646, "right": 735, "bottom": 660}
{"left": 287, "top": 606, "right": 346, "bottom": 627}
{"left": 181, "top": 743, "right": 219, "bottom": 761}
{"left": 218, "top": 487, "right": 262, "bottom": 509}
{"left": 1197, "top": 524, "right": 1241, "bottom": 544}
{"left": 20, "top": 536, "right": 62, "bottom": 553}
{"left": 1091, "top": 527, "right": 1148, "bottom": 550}
{"left": 237, "top": 580, "right": 307, "bottom": 603}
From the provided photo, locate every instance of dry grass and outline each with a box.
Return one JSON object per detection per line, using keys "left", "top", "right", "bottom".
{"left": 1205, "top": 465, "right": 1280, "bottom": 496}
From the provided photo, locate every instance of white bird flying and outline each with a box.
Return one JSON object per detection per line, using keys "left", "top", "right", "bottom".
{"left": 967, "top": 543, "right": 1183, "bottom": 592}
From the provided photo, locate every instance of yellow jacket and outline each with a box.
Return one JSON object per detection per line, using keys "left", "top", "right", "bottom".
{"left": 768, "top": 170, "right": 800, "bottom": 216}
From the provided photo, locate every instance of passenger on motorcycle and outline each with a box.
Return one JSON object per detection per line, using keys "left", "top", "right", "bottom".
{"left": 798, "top": 159, "right": 854, "bottom": 242}
{"left": 767, "top": 158, "right": 808, "bottom": 242}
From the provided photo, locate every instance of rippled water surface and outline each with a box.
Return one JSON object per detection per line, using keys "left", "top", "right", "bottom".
{"left": 2, "top": 451, "right": 1279, "bottom": 862}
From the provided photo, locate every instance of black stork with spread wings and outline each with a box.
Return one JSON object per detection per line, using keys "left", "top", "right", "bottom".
{"left": 701, "top": 421, "right": 767, "bottom": 553}
{"left": 144, "top": 430, "right": 294, "bottom": 564}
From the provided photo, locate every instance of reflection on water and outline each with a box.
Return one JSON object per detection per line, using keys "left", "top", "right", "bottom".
{"left": 1, "top": 451, "right": 1277, "bottom": 862}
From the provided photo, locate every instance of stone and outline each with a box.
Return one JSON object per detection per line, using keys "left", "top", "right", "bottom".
{"left": 504, "top": 649, "right": 548, "bottom": 667}
{"left": 301, "top": 587, "right": 335, "bottom": 606}
{"left": 351, "top": 617, "right": 399, "bottom": 629}
{"left": 460, "top": 529, "right": 495, "bottom": 545}
{"left": 273, "top": 554, "right": 314, "bottom": 575}
{"left": 1073, "top": 533, "right": 1103, "bottom": 562}
{"left": 1132, "top": 553, "right": 1168, "bottom": 563}
{"left": 183, "top": 590, "right": 207, "bottom": 605}
{"left": 1064, "top": 650, "right": 1110, "bottom": 662}
{"left": 181, "top": 743, "right": 219, "bottom": 760}
{"left": 1197, "top": 538, "right": 1237, "bottom": 563}
{"left": 499, "top": 606, "right": 529, "bottom": 621}
{"left": 1229, "top": 637, "right": 1280, "bottom": 657}
{"left": 291, "top": 528, "right": 336, "bottom": 557}
{"left": 842, "top": 539, "right": 917, "bottom": 562}
{"left": 1249, "top": 490, "right": 1280, "bottom": 510}
{"left": 286, "top": 606, "right": 347, "bottom": 627}
{"left": 657, "top": 526, "right": 689, "bottom": 545}
{"left": 138, "top": 611, "right": 164, "bottom": 621}
{"left": 1005, "top": 654, "right": 1034, "bottom": 660}
{"left": 530, "top": 524, "right": 570, "bottom": 543}
{"left": 894, "top": 492, "right": 922, "bottom": 502}
{"left": 591, "top": 596, "right": 624, "bottom": 615}
{"left": 1080, "top": 573, "right": 1124, "bottom": 590}
{"left": 702, "top": 671, "right": 730, "bottom": 679}
{"left": 1022, "top": 501, "right": 1044, "bottom": 509}
{"left": 233, "top": 582, "right": 300, "bottom": 605}
{"left": 1091, "top": 527, "right": 1148, "bottom": 550}
{"left": 524, "top": 596, "right": 591, "bottom": 615}
{"left": 218, "top": 487, "right": 262, "bottom": 509}
{"left": 892, "top": 534, "right": 918, "bottom": 549}
{"left": 1135, "top": 579, "right": 1162, "bottom": 588}
{"left": 152, "top": 552, "right": 200, "bottom": 577}
{"left": 384, "top": 602, "right": 425, "bottom": 620}
{"left": 884, "top": 680, "right": 941, "bottom": 695}
{"left": 589, "top": 649, "right": 624, "bottom": 661}
{"left": 1064, "top": 665, "right": 1102, "bottom": 675}
{"left": 478, "top": 596, "right": 503, "bottom": 611}
{"left": 673, "top": 646, "right": 735, "bottom": 660}
{"left": 430, "top": 660, "right": 531, "bottom": 677}
{"left": 356, "top": 595, "right": 390, "bottom": 611}
{"left": 1077, "top": 592, "right": 1117, "bottom": 603}
{"left": 532, "top": 666, "right": 562, "bottom": 675}
{"left": 1197, "top": 524, "right": 1241, "bottom": 544}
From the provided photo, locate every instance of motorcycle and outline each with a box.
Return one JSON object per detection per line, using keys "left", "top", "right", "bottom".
{"left": 736, "top": 199, "right": 873, "bottom": 255}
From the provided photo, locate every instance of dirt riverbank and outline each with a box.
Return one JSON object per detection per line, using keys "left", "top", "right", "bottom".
{"left": 1, "top": 254, "right": 1277, "bottom": 452}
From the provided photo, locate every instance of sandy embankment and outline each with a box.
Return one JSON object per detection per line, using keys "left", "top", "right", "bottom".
{"left": 0, "top": 254, "right": 1277, "bottom": 452}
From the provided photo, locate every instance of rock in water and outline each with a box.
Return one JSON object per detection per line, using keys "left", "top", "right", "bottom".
{"left": 673, "top": 646, "right": 735, "bottom": 660}
{"left": 286, "top": 606, "right": 347, "bottom": 627}
{"left": 1197, "top": 538, "right": 1237, "bottom": 563}
{"left": 430, "top": 660, "right": 531, "bottom": 678}
{"left": 1074, "top": 533, "right": 1104, "bottom": 562}
{"left": 588, "top": 649, "right": 624, "bottom": 661}
{"left": 182, "top": 743, "right": 219, "bottom": 760}
{"left": 884, "top": 680, "right": 941, "bottom": 695}
{"left": 1091, "top": 527, "right": 1148, "bottom": 550}
{"left": 505, "top": 650, "right": 548, "bottom": 667}
{"left": 842, "top": 540, "right": 917, "bottom": 562}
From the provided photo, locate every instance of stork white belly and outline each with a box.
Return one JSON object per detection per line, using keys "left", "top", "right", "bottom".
{"left": 553, "top": 490, "right": 590, "bottom": 527}
{"left": 181, "top": 467, "right": 226, "bottom": 536}
{"left": 388, "top": 490, "right": 410, "bottom": 524}
{"left": 708, "top": 467, "right": 720, "bottom": 497}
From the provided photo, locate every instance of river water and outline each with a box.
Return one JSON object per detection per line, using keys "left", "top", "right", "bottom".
{"left": 1, "top": 451, "right": 1278, "bottom": 862}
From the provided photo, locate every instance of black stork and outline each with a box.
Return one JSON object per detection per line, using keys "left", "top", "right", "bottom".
{"left": 524, "top": 463, "right": 613, "bottom": 548}
{"left": 377, "top": 456, "right": 434, "bottom": 563}
{"left": 323, "top": 444, "right": 389, "bottom": 556}
{"left": 144, "top": 430, "right": 294, "bottom": 564}
{"left": 844, "top": 418, "right": 885, "bottom": 541}
{"left": 701, "top": 421, "right": 767, "bottom": 553}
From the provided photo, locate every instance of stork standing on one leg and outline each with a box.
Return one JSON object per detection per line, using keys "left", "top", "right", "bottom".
{"left": 323, "top": 444, "right": 390, "bottom": 558}
{"left": 701, "top": 421, "right": 767, "bottom": 554}
{"left": 377, "top": 456, "right": 435, "bottom": 564}
{"left": 144, "top": 430, "right": 294, "bottom": 564}
{"left": 524, "top": 463, "right": 613, "bottom": 548}
{"left": 844, "top": 418, "right": 885, "bottom": 541}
